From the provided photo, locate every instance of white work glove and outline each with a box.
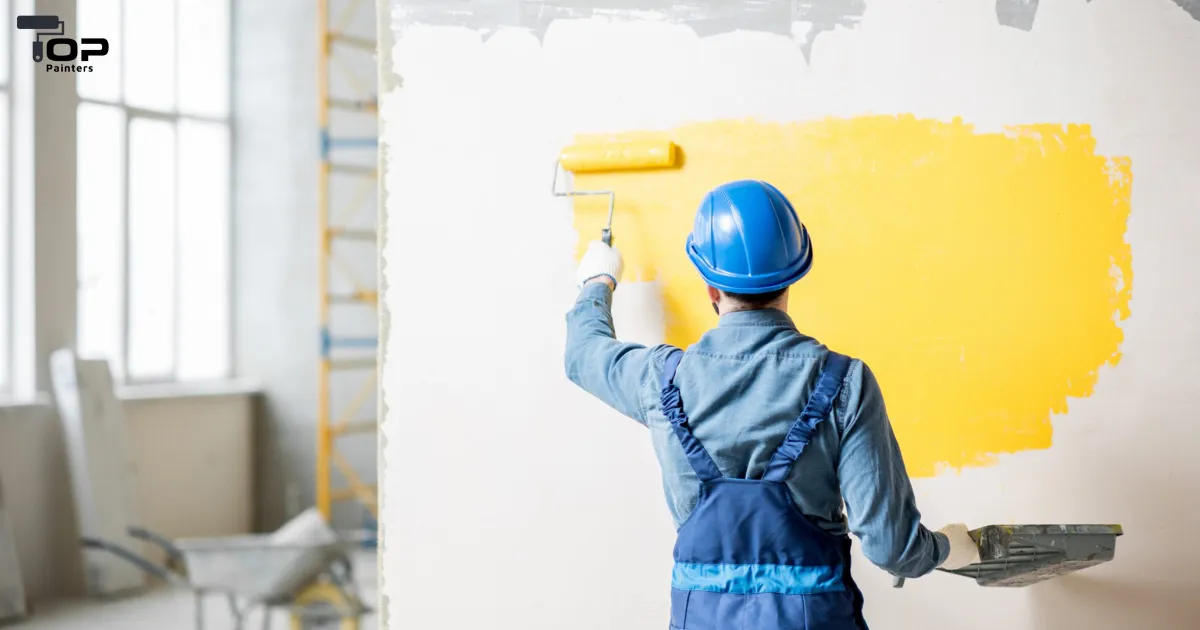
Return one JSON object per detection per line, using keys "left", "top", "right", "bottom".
{"left": 937, "top": 523, "right": 981, "bottom": 570}
{"left": 576, "top": 240, "right": 624, "bottom": 289}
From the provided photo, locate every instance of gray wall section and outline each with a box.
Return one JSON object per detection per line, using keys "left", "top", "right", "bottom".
{"left": 1172, "top": 0, "right": 1200, "bottom": 21}
{"left": 392, "top": 0, "right": 797, "bottom": 35}
{"left": 795, "top": 1, "right": 866, "bottom": 60}
{"left": 998, "top": 0, "right": 1200, "bottom": 32}
{"left": 393, "top": 0, "right": 1200, "bottom": 42}
{"left": 234, "top": 0, "right": 379, "bottom": 531}
{"left": 996, "top": 0, "right": 1039, "bottom": 31}
{"left": 391, "top": 0, "right": 865, "bottom": 59}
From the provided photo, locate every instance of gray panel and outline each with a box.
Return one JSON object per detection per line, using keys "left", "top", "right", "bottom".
{"left": 996, "top": 0, "right": 1039, "bottom": 31}
{"left": 392, "top": 0, "right": 868, "bottom": 59}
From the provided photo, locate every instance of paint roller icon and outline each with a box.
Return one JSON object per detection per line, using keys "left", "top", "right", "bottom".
{"left": 16, "top": 15, "right": 65, "bottom": 63}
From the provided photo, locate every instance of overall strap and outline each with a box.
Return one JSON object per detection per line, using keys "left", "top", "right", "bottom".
{"left": 660, "top": 349, "right": 723, "bottom": 483}
{"left": 762, "top": 352, "right": 852, "bottom": 483}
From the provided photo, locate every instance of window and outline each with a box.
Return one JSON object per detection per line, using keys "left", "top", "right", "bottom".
{"left": 77, "top": 0, "right": 231, "bottom": 382}
{"left": 0, "top": 11, "right": 11, "bottom": 392}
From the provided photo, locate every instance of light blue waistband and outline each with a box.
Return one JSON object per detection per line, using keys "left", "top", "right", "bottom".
{"left": 672, "top": 562, "right": 845, "bottom": 595}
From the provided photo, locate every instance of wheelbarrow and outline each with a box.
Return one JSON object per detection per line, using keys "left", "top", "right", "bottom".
{"left": 80, "top": 511, "right": 372, "bottom": 629}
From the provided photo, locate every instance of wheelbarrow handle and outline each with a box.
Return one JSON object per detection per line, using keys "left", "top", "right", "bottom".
{"left": 79, "top": 536, "right": 184, "bottom": 585}
{"left": 326, "top": 551, "right": 356, "bottom": 589}
{"left": 127, "top": 526, "right": 184, "bottom": 561}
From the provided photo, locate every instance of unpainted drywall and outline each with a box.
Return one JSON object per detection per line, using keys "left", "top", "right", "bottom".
{"left": 380, "top": 0, "right": 1200, "bottom": 628}
{"left": 375, "top": 0, "right": 397, "bottom": 624}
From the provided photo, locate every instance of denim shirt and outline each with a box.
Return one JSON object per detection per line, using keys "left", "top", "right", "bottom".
{"left": 565, "top": 283, "right": 949, "bottom": 578}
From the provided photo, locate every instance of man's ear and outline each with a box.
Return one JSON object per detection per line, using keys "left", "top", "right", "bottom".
{"left": 707, "top": 286, "right": 721, "bottom": 315}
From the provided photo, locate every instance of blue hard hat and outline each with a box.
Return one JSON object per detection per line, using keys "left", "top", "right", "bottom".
{"left": 685, "top": 180, "right": 812, "bottom": 294}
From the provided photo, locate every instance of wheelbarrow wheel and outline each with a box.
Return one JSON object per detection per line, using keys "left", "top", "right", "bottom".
{"left": 289, "top": 583, "right": 362, "bottom": 630}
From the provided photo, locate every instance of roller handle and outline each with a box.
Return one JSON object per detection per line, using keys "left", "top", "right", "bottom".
{"left": 16, "top": 15, "right": 61, "bottom": 63}
{"left": 601, "top": 229, "right": 612, "bottom": 247}
{"left": 893, "top": 576, "right": 905, "bottom": 588}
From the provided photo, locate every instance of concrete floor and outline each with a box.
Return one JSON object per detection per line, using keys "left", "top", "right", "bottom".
{"left": 15, "top": 551, "right": 379, "bottom": 629}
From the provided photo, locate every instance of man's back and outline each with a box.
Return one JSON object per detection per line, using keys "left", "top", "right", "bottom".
{"left": 565, "top": 284, "right": 947, "bottom": 578}
{"left": 655, "top": 308, "right": 856, "bottom": 533}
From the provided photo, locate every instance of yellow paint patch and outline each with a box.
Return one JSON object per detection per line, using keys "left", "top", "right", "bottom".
{"left": 570, "top": 115, "right": 1132, "bottom": 477}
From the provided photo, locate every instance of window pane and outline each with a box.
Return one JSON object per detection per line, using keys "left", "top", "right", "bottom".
{"left": 0, "top": 95, "right": 9, "bottom": 389}
{"left": 177, "top": 119, "right": 230, "bottom": 380}
{"left": 77, "top": 0, "right": 121, "bottom": 101}
{"left": 124, "top": 0, "right": 175, "bottom": 111}
{"left": 127, "top": 118, "right": 176, "bottom": 379}
{"left": 77, "top": 103, "right": 126, "bottom": 376}
{"left": 178, "top": 0, "right": 229, "bottom": 117}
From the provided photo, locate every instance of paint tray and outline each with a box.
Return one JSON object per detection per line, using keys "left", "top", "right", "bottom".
{"left": 941, "top": 524, "right": 1124, "bottom": 587}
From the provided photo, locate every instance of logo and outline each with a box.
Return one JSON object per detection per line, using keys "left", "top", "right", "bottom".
{"left": 16, "top": 14, "right": 109, "bottom": 73}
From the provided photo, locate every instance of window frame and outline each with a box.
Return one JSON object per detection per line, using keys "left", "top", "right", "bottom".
{"left": 0, "top": 9, "right": 11, "bottom": 394}
{"left": 0, "top": 7, "right": 13, "bottom": 393}
{"left": 76, "top": 0, "right": 234, "bottom": 385}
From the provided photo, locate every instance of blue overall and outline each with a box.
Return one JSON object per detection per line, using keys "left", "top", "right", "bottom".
{"left": 661, "top": 349, "right": 867, "bottom": 630}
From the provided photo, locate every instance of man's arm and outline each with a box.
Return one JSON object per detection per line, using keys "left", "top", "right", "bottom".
{"left": 564, "top": 280, "right": 657, "bottom": 424}
{"left": 836, "top": 360, "right": 951, "bottom": 578}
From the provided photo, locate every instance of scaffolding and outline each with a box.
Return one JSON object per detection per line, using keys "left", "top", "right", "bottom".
{"left": 317, "top": 0, "right": 379, "bottom": 523}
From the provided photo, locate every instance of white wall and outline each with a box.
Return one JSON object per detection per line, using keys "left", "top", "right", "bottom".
{"left": 380, "top": 1, "right": 1200, "bottom": 629}
{"left": 0, "top": 391, "right": 255, "bottom": 600}
{"left": 234, "top": 0, "right": 380, "bottom": 532}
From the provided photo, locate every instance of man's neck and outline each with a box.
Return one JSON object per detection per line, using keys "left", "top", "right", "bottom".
{"left": 720, "top": 302, "right": 788, "bottom": 316}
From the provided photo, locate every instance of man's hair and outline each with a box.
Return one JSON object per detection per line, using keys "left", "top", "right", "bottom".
{"left": 721, "top": 288, "right": 787, "bottom": 309}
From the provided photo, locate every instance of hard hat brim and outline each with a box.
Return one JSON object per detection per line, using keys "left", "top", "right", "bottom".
{"left": 685, "top": 235, "right": 813, "bottom": 295}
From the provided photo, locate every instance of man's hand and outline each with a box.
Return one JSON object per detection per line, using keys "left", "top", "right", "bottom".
{"left": 576, "top": 240, "right": 624, "bottom": 290}
{"left": 937, "top": 523, "right": 981, "bottom": 570}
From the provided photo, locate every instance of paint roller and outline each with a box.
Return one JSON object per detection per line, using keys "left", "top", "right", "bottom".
{"left": 16, "top": 15, "right": 64, "bottom": 63}
{"left": 551, "top": 139, "right": 680, "bottom": 246}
